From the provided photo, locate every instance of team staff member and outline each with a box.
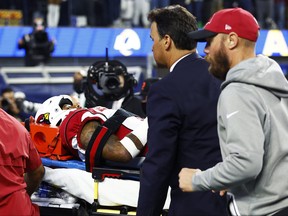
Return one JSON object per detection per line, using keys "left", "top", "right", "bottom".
{"left": 0, "top": 108, "right": 45, "bottom": 215}
{"left": 179, "top": 8, "right": 288, "bottom": 216}
{"left": 137, "top": 5, "right": 227, "bottom": 216}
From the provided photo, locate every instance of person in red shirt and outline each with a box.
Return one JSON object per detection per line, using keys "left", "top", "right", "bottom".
{"left": 0, "top": 108, "right": 45, "bottom": 216}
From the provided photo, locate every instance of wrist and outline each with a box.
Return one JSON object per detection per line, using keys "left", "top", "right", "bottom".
{"left": 191, "top": 169, "right": 202, "bottom": 191}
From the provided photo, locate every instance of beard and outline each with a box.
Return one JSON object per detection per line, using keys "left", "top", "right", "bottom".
{"left": 206, "top": 45, "right": 230, "bottom": 81}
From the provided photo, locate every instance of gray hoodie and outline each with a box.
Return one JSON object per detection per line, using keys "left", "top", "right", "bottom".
{"left": 193, "top": 55, "right": 288, "bottom": 216}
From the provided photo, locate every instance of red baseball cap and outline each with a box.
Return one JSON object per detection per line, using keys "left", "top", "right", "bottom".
{"left": 188, "top": 8, "right": 260, "bottom": 42}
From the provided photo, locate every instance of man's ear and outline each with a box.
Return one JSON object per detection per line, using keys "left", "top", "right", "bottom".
{"left": 163, "top": 35, "right": 172, "bottom": 50}
{"left": 227, "top": 32, "right": 238, "bottom": 49}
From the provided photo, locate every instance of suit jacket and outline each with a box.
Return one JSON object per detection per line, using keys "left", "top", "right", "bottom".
{"left": 137, "top": 53, "right": 228, "bottom": 216}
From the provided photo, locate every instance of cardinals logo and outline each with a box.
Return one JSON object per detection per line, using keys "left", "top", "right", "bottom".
{"left": 36, "top": 112, "right": 51, "bottom": 125}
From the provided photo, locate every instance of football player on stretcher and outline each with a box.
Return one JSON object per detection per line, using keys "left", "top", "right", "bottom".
{"left": 31, "top": 94, "right": 171, "bottom": 208}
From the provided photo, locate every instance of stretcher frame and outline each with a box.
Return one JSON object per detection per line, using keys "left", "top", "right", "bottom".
{"left": 90, "top": 167, "right": 168, "bottom": 216}
{"left": 90, "top": 167, "right": 140, "bottom": 215}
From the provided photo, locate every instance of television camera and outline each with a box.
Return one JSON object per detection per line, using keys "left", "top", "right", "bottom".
{"left": 84, "top": 49, "right": 137, "bottom": 107}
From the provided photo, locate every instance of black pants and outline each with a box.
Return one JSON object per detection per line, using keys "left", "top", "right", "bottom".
{"left": 273, "top": 207, "right": 288, "bottom": 216}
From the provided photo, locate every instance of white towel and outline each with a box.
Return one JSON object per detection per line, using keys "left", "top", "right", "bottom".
{"left": 43, "top": 166, "right": 171, "bottom": 208}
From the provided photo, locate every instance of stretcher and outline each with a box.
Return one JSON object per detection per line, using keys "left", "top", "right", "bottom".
{"left": 91, "top": 167, "right": 140, "bottom": 215}
{"left": 24, "top": 121, "right": 170, "bottom": 215}
{"left": 33, "top": 159, "right": 169, "bottom": 216}
{"left": 31, "top": 159, "right": 90, "bottom": 216}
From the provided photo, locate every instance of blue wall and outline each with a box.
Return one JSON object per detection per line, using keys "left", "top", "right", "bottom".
{"left": 0, "top": 27, "right": 288, "bottom": 58}
{"left": 1, "top": 27, "right": 288, "bottom": 104}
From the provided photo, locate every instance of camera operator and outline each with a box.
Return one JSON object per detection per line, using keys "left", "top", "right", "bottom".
{"left": 18, "top": 16, "right": 55, "bottom": 66}
{"left": 0, "top": 87, "right": 42, "bottom": 122}
{"left": 73, "top": 60, "right": 146, "bottom": 118}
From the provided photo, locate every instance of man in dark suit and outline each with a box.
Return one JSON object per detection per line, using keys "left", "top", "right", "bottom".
{"left": 137, "top": 5, "right": 228, "bottom": 216}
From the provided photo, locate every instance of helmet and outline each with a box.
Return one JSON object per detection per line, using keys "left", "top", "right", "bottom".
{"left": 35, "top": 95, "right": 74, "bottom": 126}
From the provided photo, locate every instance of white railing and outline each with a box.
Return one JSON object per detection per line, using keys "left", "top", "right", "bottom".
{"left": 0, "top": 66, "right": 144, "bottom": 85}
{"left": 0, "top": 66, "right": 87, "bottom": 84}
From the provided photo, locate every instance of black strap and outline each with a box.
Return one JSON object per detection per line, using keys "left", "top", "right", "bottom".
{"left": 85, "top": 126, "right": 112, "bottom": 172}
{"left": 85, "top": 108, "right": 133, "bottom": 172}
{"left": 103, "top": 108, "right": 133, "bottom": 132}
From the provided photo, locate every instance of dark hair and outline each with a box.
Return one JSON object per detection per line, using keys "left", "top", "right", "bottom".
{"left": 147, "top": 4, "right": 198, "bottom": 50}
{"left": 1, "top": 87, "right": 14, "bottom": 96}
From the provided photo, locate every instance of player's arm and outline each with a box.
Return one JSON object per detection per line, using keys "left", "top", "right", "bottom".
{"left": 24, "top": 164, "right": 45, "bottom": 196}
{"left": 80, "top": 120, "right": 100, "bottom": 150}
{"left": 103, "top": 134, "right": 133, "bottom": 162}
{"left": 103, "top": 117, "right": 148, "bottom": 162}
{"left": 80, "top": 118, "right": 147, "bottom": 162}
{"left": 80, "top": 120, "right": 133, "bottom": 162}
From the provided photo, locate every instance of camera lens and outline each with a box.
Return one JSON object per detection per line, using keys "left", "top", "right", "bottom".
{"left": 106, "top": 77, "right": 120, "bottom": 90}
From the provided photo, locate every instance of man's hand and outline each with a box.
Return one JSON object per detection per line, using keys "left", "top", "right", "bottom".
{"left": 179, "top": 168, "right": 201, "bottom": 192}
